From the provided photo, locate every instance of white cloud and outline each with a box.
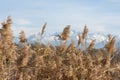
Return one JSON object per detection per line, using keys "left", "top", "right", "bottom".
{"left": 94, "top": 25, "right": 106, "bottom": 32}
{"left": 12, "top": 26, "right": 40, "bottom": 37}
{"left": 107, "top": 0, "right": 120, "bottom": 3}
{"left": 15, "top": 19, "right": 31, "bottom": 25}
{"left": 94, "top": 15, "right": 120, "bottom": 26}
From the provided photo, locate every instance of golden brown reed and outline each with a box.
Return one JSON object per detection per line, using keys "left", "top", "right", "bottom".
{"left": 82, "top": 25, "right": 88, "bottom": 40}
{"left": 105, "top": 36, "right": 116, "bottom": 67}
{"left": 61, "top": 25, "right": 70, "bottom": 40}
{"left": 19, "top": 30, "right": 27, "bottom": 43}
{"left": 88, "top": 40, "right": 96, "bottom": 50}
{"left": 0, "top": 17, "right": 119, "bottom": 80}
{"left": 78, "top": 33, "right": 83, "bottom": 46}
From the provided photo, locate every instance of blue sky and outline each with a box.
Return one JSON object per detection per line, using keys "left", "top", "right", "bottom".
{"left": 0, "top": 0, "right": 120, "bottom": 36}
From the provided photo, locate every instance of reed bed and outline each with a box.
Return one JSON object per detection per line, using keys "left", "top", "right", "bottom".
{"left": 0, "top": 17, "right": 120, "bottom": 80}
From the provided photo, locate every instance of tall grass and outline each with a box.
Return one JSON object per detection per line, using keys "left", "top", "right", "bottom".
{"left": 0, "top": 17, "right": 120, "bottom": 80}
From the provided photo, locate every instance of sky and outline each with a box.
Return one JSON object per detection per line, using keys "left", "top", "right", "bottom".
{"left": 0, "top": 0, "right": 120, "bottom": 36}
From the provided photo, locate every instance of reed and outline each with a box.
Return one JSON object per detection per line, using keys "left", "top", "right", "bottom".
{"left": 61, "top": 25, "right": 70, "bottom": 40}
{"left": 0, "top": 17, "right": 119, "bottom": 80}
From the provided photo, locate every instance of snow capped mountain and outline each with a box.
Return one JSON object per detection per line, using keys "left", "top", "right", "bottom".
{"left": 14, "top": 30, "right": 120, "bottom": 48}
{"left": 25, "top": 30, "right": 109, "bottom": 48}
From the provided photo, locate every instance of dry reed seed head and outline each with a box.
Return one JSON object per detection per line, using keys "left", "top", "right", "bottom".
{"left": 78, "top": 33, "right": 83, "bottom": 46}
{"left": 109, "top": 37, "right": 116, "bottom": 53}
{"left": 44, "top": 44, "right": 51, "bottom": 55}
{"left": 36, "top": 43, "right": 41, "bottom": 50}
{"left": 19, "top": 30, "right": 27, "bottom": 43}
{"left": 41, "top": 22, "right": 47, "bottom": 36}
{"left": 82, "top": 25, "right": 88, "bottom": 40}
{"left": 68, "top": 65, "right": 73, "bottom": 77}
{"left": 0, "top": 28, "right": 14, "bottom": 49}
{"left": 51, "top": 61, "right": 56, "bottom": 68}
{"left": 105, "top": 36, "right": 116, "bottom": 53}
{"left": 59, "top": 42, "right": 67, "bottom": 53}
{"left": 23, "top": 45, "right": 31, "bottom": 51}
{"left": 98, "top": 49, "right": 104, "bottom": 60}
{"left": 7, "top": 16, "right": 12, "bottom": 24}
{"left": 38, "top": 56, "right": 44, "bottom": 65}
{"left": 10, "top": 43, "right": 16, "bottom": 49}
{"left": 108, "top": 34, "right": 112, "bottom": 41}
{"left": 71, "top": 39, "right": 75, "bottom": 47}
{"left": 67, "top": 39, "right": 76, "bottom": 52}
{"left": 56, "top": 56, "right": 62, "bottom": 66}
{"left": 20, "top": 54, "right": 29, "bottom": 67}
{"left": 1, "top": 17, "right": 12, "bottom": 34}
{"left": 1, "top": 23, "right": 8, "bottom": 30}
{"left": 88, "top": 40, "right": 96, "bottom": 50}
{"left": 61, "top": 25, "right": 70, "bottom": 40}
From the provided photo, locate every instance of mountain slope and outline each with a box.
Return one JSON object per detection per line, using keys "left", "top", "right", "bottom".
{"left": 26, "top": 30, "right": 114, "bottom": 48}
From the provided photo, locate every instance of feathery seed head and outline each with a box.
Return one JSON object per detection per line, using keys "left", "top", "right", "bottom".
{"left": 82, "top": 25, "right": 88, "bottom": 40}
{"left": 61, "top": 25, "right": 70, "bottom": 40}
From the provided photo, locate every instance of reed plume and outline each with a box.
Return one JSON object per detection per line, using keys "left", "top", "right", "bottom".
{"left": 78, "top": 33, "right": 83, "bottom": 46}
{"left": 88, "top": 40, "right": 96, "bottom": 50}
{"left": 105, "top": 36, "right": 116, "bottom": 67}
{"left": 82, "top": 25, "right": 88, "bottom": 40}
{"left": 7, "top": 16, "right": 12, "bottom": 24}
{"left": 61, "top": 25, "right": 70, "bottom": 40}
{"left": 80, "top": 25, "right": 89, "bottom": 50}
{"left": 108, "top": 34, "right": 112, "bottom": 41}
{"left": 19, "top": 30, "right": 27, "bottom": 43}
{"left": 59, "top": 42, "right": 67, "bottom": 53}
{"left": 105, "top": 36, "right": 116, "bottom": 53}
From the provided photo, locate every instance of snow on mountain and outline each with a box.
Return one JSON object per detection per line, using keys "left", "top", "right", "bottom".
{"left": 14, "top": 30, "right": 120, "bottom": 48}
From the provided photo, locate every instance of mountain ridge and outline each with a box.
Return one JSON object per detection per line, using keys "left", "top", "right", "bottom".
{"left": 14, "top": 30, "right": 120, "bottom": 48}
